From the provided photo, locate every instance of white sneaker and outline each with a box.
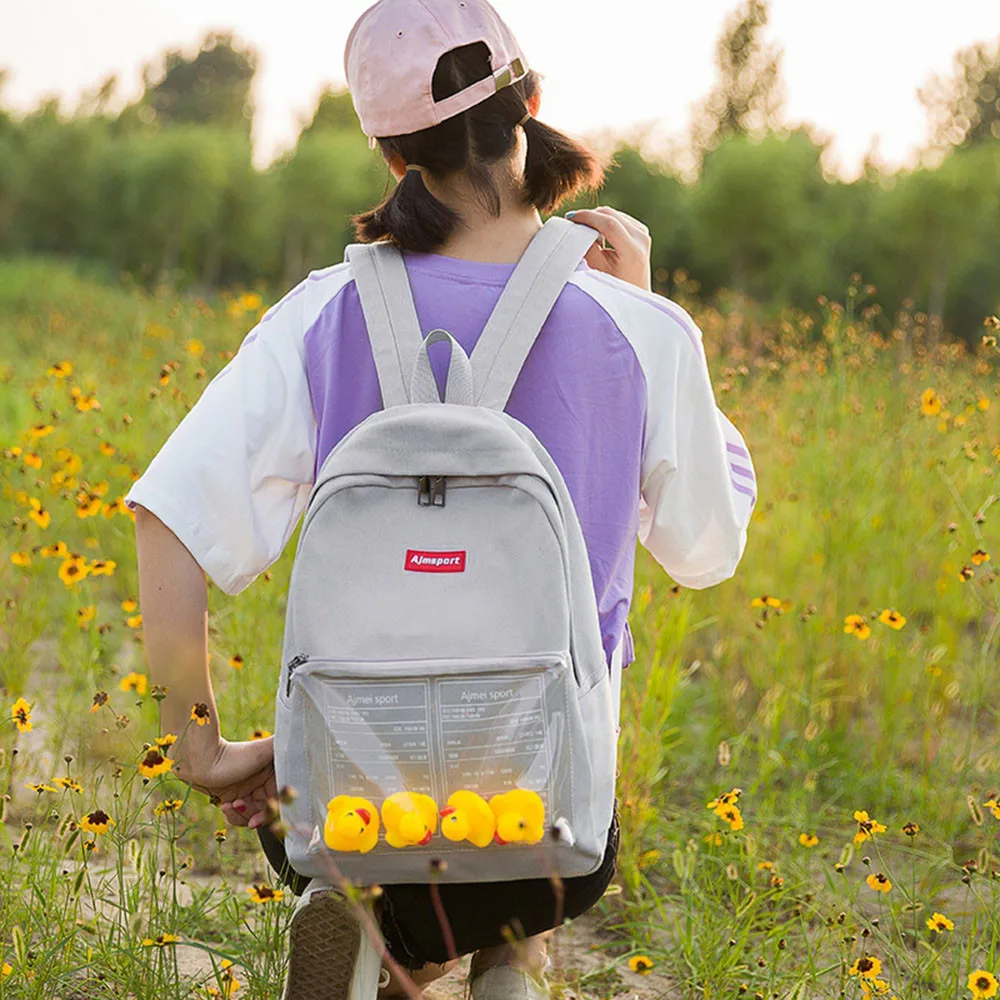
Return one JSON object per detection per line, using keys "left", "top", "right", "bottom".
{"left": 471, "top": 965, "right": 551, "bottom": 1000}
{"left": 282, "top": 883, "right": 389, "bottom": 1000}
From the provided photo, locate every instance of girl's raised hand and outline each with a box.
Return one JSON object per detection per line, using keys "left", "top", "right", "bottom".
{"left": 566, "top": 206, "right": 652, "bottom": 292}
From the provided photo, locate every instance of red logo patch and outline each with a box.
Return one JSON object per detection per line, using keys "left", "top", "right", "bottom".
{"left": 404, "top": 549, "right": 467, "bottom": 573}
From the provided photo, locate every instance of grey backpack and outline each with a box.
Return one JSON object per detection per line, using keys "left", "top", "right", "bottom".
{"left": 274, "top": 218, "right": 618, "bottom": 885}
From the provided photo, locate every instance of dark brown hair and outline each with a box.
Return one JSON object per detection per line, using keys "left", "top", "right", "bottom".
{"left": 352, "top": 42, "right": 604, "bottom": 252}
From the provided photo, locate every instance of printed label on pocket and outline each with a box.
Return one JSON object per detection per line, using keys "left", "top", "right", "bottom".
{"left": 405, "top": 549, "right": 467, "bottom": 573}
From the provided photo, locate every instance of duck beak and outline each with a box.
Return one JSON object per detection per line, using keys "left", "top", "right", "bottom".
{"left": 419, "top": 830, "right": 433, "bottom": 846}
{"left": 356, "top": 808, "right": 371, "bottom": 825}
{"left": 439, "top": 807, "right": 456, "bottom": 818}
{"left": 494, "top": 832, "right": 508, "bottom": 846}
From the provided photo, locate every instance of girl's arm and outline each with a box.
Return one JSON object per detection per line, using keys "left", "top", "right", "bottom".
{"left": 135, "top": 505, "right": 276, "bottom": 828}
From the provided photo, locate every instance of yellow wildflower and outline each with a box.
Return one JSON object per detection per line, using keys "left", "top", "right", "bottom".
{"left": 11, "top": 697, "right": 32, "bottom": 733}
{"left": 844, "top": 614, "right": 871, "bottom": 640}
{"left": 878, "top": 608, "right": 906, "bottom": 630}
{"left": 125, "top": 614, "right": 143, "bottom": 629}
{"left": 250, "top": 728, "right": 272, "bottom": 740}
{"left": 25, "top": 782, "right": 58, "bottom": 794}
{"left": 921, "top": 388, "right": 942, "bottom": 416}
{"left": 77, "top": 606, "right": 96, "bottom": 628}
{"left": 40, "top": 541, "right": 68, "bottom": 559}
{"left": 47, "top": 361, "right": 73, "bottom": 378}
{"left": 229, "top": 654, "right": 244, "bottom": 670}
{"left": 53, "top": 777, "right": 83, "bottom": 793}
{"left": 10, "top": 552, "right": 31, "bottom": 568}
{"left": 971, "top": 549, "right": 990, "bottom": 566}
{"left": 155, "top": 733, "right": 178, "bottom": 749}
{"left": 866, "top": 872, "right": 892, "bottom": 892}
{"left": 28, "top": 424, "right": 54, "bottom": 439}
{"left": 849, "top": 956, "right": 883, "bottom": 980}
{"left": 89, "top": 691, "right": 109, "bottom": 713}
{"left": 80, "top": 809, "right": 114, "bottom": 835}
{"left": 926, "top": 912, "right": 954, "bottom": 932}
{"left": 154, "top": 799, "right": 183, "bottom": 817}
{"left": 141, "top": 934, "right": 181, "bottom": 947}
{"left": 799, "top": 832, "right": 819, "bottom": 847}
{"left": 23, "top": 452, "right": 42, "bottom": 469}
{"left": 99, "top": 441, "right": 116, "bottom": 457}
{"left": 853, "top": 810, "right": 887, "bottom": 844}
{"left": 138, "top": 749, "right": 173, "bottom": 779}
{"left": 968, "top": 970, "right": 999, "bottom": 1000}
{"left": 58, "top": 555, "right": 89, "bottom": 586}
{"left": 628, "top": 955, "right": 654, "bottom": 974}
{"left": 247, "top": 884, "right": 284, "bottom": 904}
{"left": 121, "top": 598, "right": 138, "bottom": 613}
{"left": 191, "top": 703, "right": 211, "bottom": 726}
{"left": 119, "top": 672, "right": 147, "bottom": 696}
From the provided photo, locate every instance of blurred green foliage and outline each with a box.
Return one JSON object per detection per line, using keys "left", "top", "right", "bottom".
{"left": 0, "top": 28, "right": 998, "bottom": 341}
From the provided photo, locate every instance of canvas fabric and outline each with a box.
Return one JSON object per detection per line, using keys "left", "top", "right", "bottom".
{"left": 273, "top": 218, "right": 619, "bottom": 884}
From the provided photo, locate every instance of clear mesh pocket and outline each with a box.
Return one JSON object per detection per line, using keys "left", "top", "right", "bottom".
{"left": 285, "top": 655, "right": 580, "bottom": 860}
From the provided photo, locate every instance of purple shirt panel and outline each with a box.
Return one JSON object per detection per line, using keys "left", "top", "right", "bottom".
{"left": 303, "top": 252, "right": 645, "bottom": 665}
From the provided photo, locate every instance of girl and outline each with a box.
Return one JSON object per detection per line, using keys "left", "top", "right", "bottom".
{"left": 128, "top": 1, "right": 756, "bottom": 997}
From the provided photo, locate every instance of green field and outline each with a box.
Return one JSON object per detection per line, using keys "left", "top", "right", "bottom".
{"left": 1, "top": 257, "right": 998, "bottom": 999}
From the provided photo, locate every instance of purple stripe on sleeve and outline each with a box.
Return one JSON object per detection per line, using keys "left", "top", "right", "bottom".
{"left": 730, "top": 462, "right": 755, "bottom": 480}
{"left": 726, "top": 442, "right": 750, "bottom": 459}
{"left": 731, "top": 479, "right": 756, "bottom": 500}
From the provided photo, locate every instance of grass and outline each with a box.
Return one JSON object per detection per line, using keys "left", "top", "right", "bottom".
{"left": 0, "top": 255, "right": 999, "bottom": 998}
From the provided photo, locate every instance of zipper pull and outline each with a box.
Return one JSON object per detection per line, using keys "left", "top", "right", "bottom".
{"left": 417, "top": 475, "right": 446, "bottom": 507}
{"left": 285, "top": 654, "right": 309, "bottom": 696}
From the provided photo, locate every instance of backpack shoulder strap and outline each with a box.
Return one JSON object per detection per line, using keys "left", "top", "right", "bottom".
{"left": 344, "top": 241, "right": 424, "bottom": 408}
{"left": 470, "top": 218, "right": 600, "bottom": 410}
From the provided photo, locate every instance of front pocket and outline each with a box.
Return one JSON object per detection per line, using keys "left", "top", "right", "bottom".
{"left": 285, "top": 655, "right": 585, "bottom": 859}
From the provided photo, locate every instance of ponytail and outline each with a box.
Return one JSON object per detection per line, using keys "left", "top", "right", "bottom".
{"left": 353, "top": 168, "right": 462, "bottom": 253}
{"left": 521, "top": 115, "right": 605, "bottom": 215}
{"left": 352, "top": 42, "right": 605, "bottom": 253}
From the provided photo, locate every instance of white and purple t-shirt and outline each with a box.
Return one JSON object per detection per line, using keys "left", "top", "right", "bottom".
{"left": 126, "top": 251, "right": 756, "bottom": 667}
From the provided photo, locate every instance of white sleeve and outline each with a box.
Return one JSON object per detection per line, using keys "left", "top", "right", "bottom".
{"left": 637, "top": 313, "right": 756, "bottom": 589}
{"left": 125, "top": 283, "right": 317, "bottom": 595}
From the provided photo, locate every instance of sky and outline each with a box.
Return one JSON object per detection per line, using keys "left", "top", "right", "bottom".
{"left": 1, "top": 0, "right": 997, "bottom": 179}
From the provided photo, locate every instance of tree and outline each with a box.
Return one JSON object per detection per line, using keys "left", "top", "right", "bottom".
{"left": 919, "top": 37, "right": 1000, "bottom": 151}
{"left": 300, "top": 87, "right": 362, "bottom": 136}
{"left": 690, "top": 0, "right": 785, "bottom": 163}
{"left": 131, "top": 32, "right": 258, "bottom": 132}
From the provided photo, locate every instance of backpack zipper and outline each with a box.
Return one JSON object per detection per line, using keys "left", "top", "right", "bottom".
{"left": 285, "top": 654, "right": 310, "bottom": 696}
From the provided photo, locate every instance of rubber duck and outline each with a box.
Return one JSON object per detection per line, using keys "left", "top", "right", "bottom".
{"left": 323, "top": 795, "right": 379, "bottom": 853}
{"left": 382, "top": 791, "right": 438, "bottom": 848}
{"left": 439, "top": 790, "right": 496, "bottom": 848}
{"left": 488, "top": 789, "right": 546, "bottom": 845}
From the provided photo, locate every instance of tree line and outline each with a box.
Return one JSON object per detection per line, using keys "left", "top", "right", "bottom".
{"left": 0, "top": 10, "right": 998, "bottom": 340}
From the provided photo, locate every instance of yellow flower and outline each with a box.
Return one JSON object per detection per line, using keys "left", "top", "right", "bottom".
{"left": 860, "top": 978, "right": 892, "bottom": 998}
{"left": 628, "top": 955, "right": 654, "bottom": 974}
{"left": 25, "top": 782, "right": 58, "bottom": 794}
{"left": 28, "top": 504, "right": 50, "bottom": 529}
{"left": 99, "top": 441, "right": 116, "bottom": 456}
{"left": 125, "top": 614, "right": 143, "bottom": 629}
{"left": 971, "top": 549, "right": 990, "bottom": 566}
{"left": 704, "top": 832, "right": 724, "bottom": 846}
{"left": 229, "top": 654, "right": 244, "bottom": 670}
{"left": 47, "top": 361, "right": 73, "bottom": 378}
{"left": 80, "top": 809, "right": 114, "bottom": 834}
{"left": 23, "top": 452, "right": 42, "bottom": 469}
{"left": 706, "top": 787, "right": 742, "bottom": 810}
{"left": 191, "top": 702, "right": 211, "bottom": 726}
{"left": 978, "top": 397, "right": 991, "bottom": 412}
{"left": 121, "top": 598, "right": 138, "bottom": 613}
{"left": 926, "top": 912, "right": 954, "bottom": 932}
{"left": 138, "top": 749, "right": 173, "bottom": 779}
{"left": 58, "top": 555, "right": 89, "bottom": 587}
{"left": 844, "top": 614, "right": 872, "bottom": 640}
{"left": 155, "top": 733, "right": 178, "bottom": 749}
{"left": 11, "top": 697, "right": 33, "bottom": 733}
{"left": 751, "top": 595, "right": 783, "bottom": 609}
{"left": 717, "top": 804, "right": 744, "bottom": 831}
{"left": 247, "top": 884, "right": 284, "bottom": 904}
{"left": 207, "top": 959, "right": 240, "bottom": 998}
{"left": 984, "top": 799, "right": 1000, "bottom": 820}
{"left": 849, "top": 956, "right": 883, "bottom": 980}
{"left": 141, "top": 933, "right": 181, "bottom": 947}
{"left": 29, "top": 423, "right": 54, "bottom": 439}
{"left": 40, "top": 541, "right": 68, "bottom": 559}
{"left": 757, "top": 860, "right": 774, "bottom": 870}
{"left": 77, "top": 605, "right": 96, "bottom": 628}
{"left": 4, "top": 445, "right": 22, "bottom": 458}
{"left": 878, "top": 608, "right": 906, "bottom": 630}
{"left": 154, "top": 799, "right": 184, "bottom": 816}
{"left": 89, "top": 559, "right": 116, "bottom": 577}
{"left": 799, "top": 832, "right": 819, "bottom": 847}
{"left": 250, "top": 728, "right": 272, "bottom": 740}
{"left": 10, "top": 551, "right": 31, "bottom": 568}
{"left": 902, "top": 821, "right": 920, "bottom": 836}
{"left": 53, "top": 776, "right": 83, "bottom": 793}
{"left": 968, "top": 970, "right": 999, "bottom": 999}
{"left": 89, "top": 691, "right": 109, "bottom": 713}
{"left": 921, "top": 388, "right": 942, "bottom": 416}
{"left": 215, "top": 827, "right": 228, "bottom": 843}
{"left": 853, "top": 810, "right": 887, "bottom": 844}
{"left": 959, "top": 565, "right": 975, "bottom": 582}
{"left": 74, "top": 392, "right": 100, "bottom": 413}
{"left": 119, "top": 672, "right": 148, "bottom": 696}
{"left": 867, "top": 872, "right": 892, "bottom": 892}
{"left": 1, "top": 961, "right": 11, "bottom": 976}
{"left": 75, "top": 492, "right": 102, "bottom": 518}
{"left": 186, "top": 339, "right": 205, "bottom": 357}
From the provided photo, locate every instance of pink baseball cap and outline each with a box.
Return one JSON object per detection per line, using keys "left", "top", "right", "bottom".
{"left": 345, "top": 0, "right": 529, "bottom": 139}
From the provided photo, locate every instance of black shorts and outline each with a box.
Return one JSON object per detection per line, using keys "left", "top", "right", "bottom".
{"left": 258, "top": 810, "right": 619, "bottom": 969}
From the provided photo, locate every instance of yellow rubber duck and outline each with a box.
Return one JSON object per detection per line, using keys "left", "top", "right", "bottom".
{"left": 323, "top": 795, "right": 379, "bottom": 853}
{"left": 488, "top": 789, "right": 546, "bottom": 845}
{"left": 439, "top": 790, "right": 496, "bottom": 848}
{"left": 382, "top": 791, "right": 438, "bottom": 848}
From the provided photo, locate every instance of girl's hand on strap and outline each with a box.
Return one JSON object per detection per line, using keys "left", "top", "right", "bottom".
{"left": 566, "top": 206, "right": 653, "bottom": 292}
